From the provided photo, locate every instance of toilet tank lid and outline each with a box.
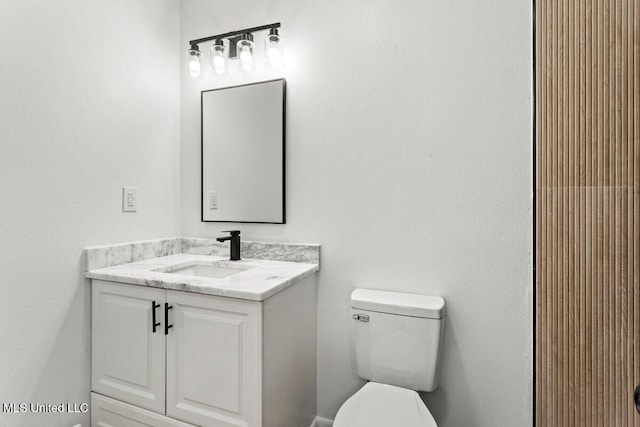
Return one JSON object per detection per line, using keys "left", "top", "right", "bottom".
{"left": 351, "top": 289, "right": 445, "bottom": 319}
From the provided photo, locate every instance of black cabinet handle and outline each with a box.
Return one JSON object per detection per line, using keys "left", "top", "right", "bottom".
{"left": 151, "top": 301, "right": 161, "bottom": 333}
{"left": 634, "top": 385, "right": 640, "bottom": 414}
{"left": 164, "top": 303, "right": 173, "bottom": 335}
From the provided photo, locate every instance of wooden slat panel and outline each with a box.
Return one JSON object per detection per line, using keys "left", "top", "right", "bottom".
{"left": 536, "top": 0, "right": 640, "bottom": 425}
{"left": 538, "top": 0, "right": 639, "bottom": 189}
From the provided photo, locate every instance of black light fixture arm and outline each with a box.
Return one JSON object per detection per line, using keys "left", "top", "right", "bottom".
{"left": 189, "top": 22, "right": 281, "bottom": 47}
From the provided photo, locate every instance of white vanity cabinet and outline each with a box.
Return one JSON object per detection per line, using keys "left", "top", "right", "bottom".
{"left": 91, "top": 276, "right": 316, "bottom": 427}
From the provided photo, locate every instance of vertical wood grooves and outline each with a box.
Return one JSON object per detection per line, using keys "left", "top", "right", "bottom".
{"left": 536, "top": 0, "right": 640, "bottom": 425}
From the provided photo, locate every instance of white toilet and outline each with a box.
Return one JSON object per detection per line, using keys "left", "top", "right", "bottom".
{"left": 333, "top": 288, "right": 446, "bottom": 427}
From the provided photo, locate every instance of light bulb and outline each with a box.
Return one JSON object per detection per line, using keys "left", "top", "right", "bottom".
{"left": 267, "top": 46, "right": 281, "bottom": 65}
{"left": 213, "top": 56, "right": 225, "bottom": 68}
{"left": 189, "top": 57, "right": 201, "bottom": 77}
{"left": 236, "top": 34, "right": 254, "bottom": 72}
{"left": 186, "top": 46, "right": 202, "bottom": 79}
{"left": 210, "top": 41, "right": 226, "bottom": 75}
{"left": 265, "top": 28, "right": 283, "bottom": 68}
{"left": 240, "top": 46, "right": 252, "bottom": 65}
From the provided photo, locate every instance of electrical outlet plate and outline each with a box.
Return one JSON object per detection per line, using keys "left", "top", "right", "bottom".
{"left": 122, "top": 187, "right": 138, "bottom": 212}
{"left": 208, "top": 191, "right": 218, "bottom": 210}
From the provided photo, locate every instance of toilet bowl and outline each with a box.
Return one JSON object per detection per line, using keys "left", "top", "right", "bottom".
{"left": 333, "top": 382, "right": 437, "bottom": 427}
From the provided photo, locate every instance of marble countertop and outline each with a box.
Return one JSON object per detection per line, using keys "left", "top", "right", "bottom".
{"left": 86, "top": 253, "right": 319, "bottom": 301}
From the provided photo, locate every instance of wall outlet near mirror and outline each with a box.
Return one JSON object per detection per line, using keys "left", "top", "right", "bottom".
{"left": 208, "top": 191, "right": 218, "bottom": 210}
{"left": 122, "top": 187, "right": 138, "bottom": 212}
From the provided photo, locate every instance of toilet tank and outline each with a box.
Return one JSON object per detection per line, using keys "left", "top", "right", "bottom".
{"left": 351, "top": 289, "right": 445, "bottom": 392}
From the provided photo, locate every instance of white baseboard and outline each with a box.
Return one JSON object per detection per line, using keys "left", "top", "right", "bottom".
{"left": 311, "top": 416, "right": 334, "bottom": 427}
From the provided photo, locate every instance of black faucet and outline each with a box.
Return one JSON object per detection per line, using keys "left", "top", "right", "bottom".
{"left": 216, "top": 230, "right": 241, "bottom": 261}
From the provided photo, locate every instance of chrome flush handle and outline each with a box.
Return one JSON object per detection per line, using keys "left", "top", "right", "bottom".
{"left": 352, "top": 314, "right": 369, "bottom": 322}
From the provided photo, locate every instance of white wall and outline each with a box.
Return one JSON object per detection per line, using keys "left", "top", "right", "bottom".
{"left": 0, "top": 0, "right": 532, "bottom": 425}
{"left": 180, "top": 0, "right": 533, "bottom": 426}
{"left": 0, "top": 1, "right": 180, "bottom": 425}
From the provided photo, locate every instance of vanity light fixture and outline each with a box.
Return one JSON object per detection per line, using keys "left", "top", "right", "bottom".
{"left": 187, "top": 22, "right": 282, "bottom": 78}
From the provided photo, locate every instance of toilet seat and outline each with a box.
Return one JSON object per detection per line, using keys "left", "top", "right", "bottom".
{"left": 333, "top": 382, "right": 437, "bottom": 427}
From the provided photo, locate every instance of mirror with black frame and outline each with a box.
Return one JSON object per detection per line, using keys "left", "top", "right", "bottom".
{"left": 201, "top": 79, "right": 285, "bottom": 223}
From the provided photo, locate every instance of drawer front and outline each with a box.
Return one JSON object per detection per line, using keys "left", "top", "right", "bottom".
{"left": 91, "top": 393, "right": 194, "bottom": 427}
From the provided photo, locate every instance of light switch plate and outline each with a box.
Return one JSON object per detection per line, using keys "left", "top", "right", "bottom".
{"left": 122, "top": 187, "right": 138, "bottom": 212}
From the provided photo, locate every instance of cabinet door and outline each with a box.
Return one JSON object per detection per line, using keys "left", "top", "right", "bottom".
{"left": 166, "top": 290, "right": 262, "bottom": 427}
{"left": 92, "top": 280, "right": 166, "bottom": 414}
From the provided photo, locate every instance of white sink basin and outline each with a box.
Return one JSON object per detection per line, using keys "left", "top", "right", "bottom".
{"left": 166, "top": 263, "right": 250, "bottom": 279}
